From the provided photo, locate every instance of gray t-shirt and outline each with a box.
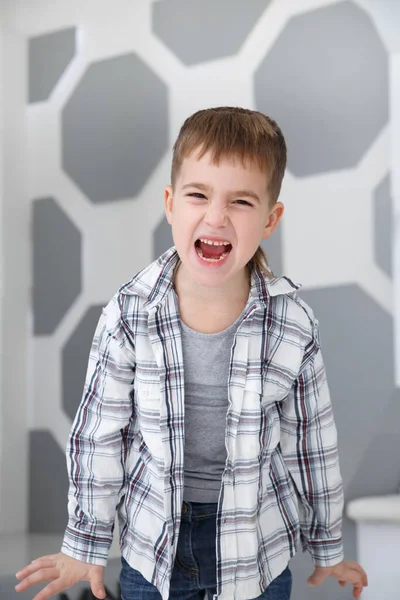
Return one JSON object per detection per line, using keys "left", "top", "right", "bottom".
{"left": 181, "top": 315, "right": 241, "bottom": 503}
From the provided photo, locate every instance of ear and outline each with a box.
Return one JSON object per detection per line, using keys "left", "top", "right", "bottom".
{"left": 164, "top": 185, "right": 173, "bottom": 225}
{"left": 262, "top": 202, "right": 284, "bottom": 240}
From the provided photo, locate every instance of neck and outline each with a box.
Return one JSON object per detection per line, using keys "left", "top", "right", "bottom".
{"left": 174, "top": 263, "right": 251, "bottom": 305}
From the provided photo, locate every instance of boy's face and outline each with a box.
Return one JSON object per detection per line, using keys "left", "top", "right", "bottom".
{"left": 164, "top": 150, "right": 284, "bottom": 290}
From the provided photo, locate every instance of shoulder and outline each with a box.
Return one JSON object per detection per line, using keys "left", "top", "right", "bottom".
{"left": 118, "top": 247, "right": 178, "bottom": 306}
{"left": 285, "top": 291, "right": 317, "bottom": 329}
{"left": 263, "top": 292, "right": 318, "bottom": 353}
{"left": 99, "top": 285, "right": 148, "bottom": 351}
{"left": 256, "top": 271, "right": 319, "bottom": 347}
{"left": 100, "top": 247, "right": 179, "bottom": 339}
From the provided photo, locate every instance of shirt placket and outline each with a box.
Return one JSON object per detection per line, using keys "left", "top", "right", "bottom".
{"left": 147, "top": 299, "right": 186, "bottom": 574}
{"left": 216, "top": 303, "right": 259, "bottom": 598}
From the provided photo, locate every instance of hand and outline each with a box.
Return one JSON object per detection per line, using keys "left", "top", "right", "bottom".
{"left": 15, "top": 552, "right": 106, "bottom": 600}
{"left": 308, "top": 561, "right": 368, "bottom": 598}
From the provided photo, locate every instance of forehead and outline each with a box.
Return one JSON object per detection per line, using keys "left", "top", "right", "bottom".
{"left": 177, "top": 150, "right": 269, "bottom": 190}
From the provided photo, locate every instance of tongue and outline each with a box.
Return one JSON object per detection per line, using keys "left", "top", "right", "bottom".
{"left": 199, "top": 241, "right": 230, "bottom": 259}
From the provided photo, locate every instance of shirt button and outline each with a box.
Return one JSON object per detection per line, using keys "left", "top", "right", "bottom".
{"left": 142, "top": 389, "right": 149, "bottom": 397}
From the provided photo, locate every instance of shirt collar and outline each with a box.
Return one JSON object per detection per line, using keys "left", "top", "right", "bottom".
{"left": 120, "top": 247, "right": 301, "bottom": 309}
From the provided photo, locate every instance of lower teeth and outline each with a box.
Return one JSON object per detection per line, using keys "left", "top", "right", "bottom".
{"left": 196, "top": 248, "right": 229, "bottom": 262}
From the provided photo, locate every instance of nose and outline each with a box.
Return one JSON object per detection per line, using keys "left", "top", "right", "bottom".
{"left": 204, "top": 203, "right": 227, "bottom": 228}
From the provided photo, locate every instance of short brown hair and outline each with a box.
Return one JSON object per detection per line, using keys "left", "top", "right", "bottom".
{"left": 171, "top": 107, "right": 287, "bottom": 276}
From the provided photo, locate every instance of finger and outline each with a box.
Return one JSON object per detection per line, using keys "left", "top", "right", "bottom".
{"left": 353, "top": 585, "right": 364, "bottom": 599}
{"left": 349, "top": 569, "right": 365, "bottom": 589}
{"left": 15, "top": 568, "right": 59, "bottom": 592}
{"left": 90, "top": 576, "right": 106, "bottom": 599}
{"left": 347, "top": 571, "right": 364, "bottom": 587}
{"left": 339, "top": 580, "right": 346, "bottom": 587}
{"left": 16, "top": 558, "right": 57, "bottom": 579}
{"left": 335, "top": 566, "right": 364, "bottom": 587}
{"left": 32, "top": 579, "right": 71, "bottom": 600}
{"left": 308, "top": 571, "right": 329, "bottom": 587}
{"left": 32, "top": 554, "right": 57, "bottom": 562}
{"left": 347, "top": 562, "right": 368, "bottom": 585}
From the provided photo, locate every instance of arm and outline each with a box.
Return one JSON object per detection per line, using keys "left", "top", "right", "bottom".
{"left": 279, "top": 320, "right": 344, "bottom": 567}
{"left": 61, "top": 296, "right": 135, "bottom": 566}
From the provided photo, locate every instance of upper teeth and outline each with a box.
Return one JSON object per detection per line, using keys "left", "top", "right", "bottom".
{"left": 199, "top": 239, "right": 230, "bottom": 246}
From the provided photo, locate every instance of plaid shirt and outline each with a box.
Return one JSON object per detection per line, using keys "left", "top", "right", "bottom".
{"left": 62, "top": 247, "right": 344, "bottom": 600}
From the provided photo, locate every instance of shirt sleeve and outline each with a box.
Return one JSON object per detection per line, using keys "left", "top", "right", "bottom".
{"left": 279, "top": 319, "right": 345, "bottom": 567}
{"left": 61, "top": 297, "right": 135, "bottom": 565}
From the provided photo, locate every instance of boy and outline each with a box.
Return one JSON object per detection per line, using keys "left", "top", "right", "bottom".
{"left": 16, "top": 107, "right": 367, "bottom": 600}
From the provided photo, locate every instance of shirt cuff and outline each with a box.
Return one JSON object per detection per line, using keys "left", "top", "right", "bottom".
{"left": 307, "top": 538, "right": 344, "bottom": 567}
{"left": 61, "top": 521, "right": 113, "bottom": 566}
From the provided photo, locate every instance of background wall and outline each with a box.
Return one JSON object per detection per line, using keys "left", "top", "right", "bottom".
{"left": 0, "top": 23, "right": 31, "bottom": 538}
{"left": 0, "top": 1, "right": 399, "bottom": 599}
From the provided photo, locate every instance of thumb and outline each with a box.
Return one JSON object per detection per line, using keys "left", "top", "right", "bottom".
{"left": 308, "top": 568, "right": 329, "bottom": 587}
{"left": 90, "top": 576, "right": 106, "bottom": 599}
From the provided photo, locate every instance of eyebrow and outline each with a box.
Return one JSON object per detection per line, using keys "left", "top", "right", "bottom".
{"left": 181, "top": 182, "right": 260, "bottom": 203}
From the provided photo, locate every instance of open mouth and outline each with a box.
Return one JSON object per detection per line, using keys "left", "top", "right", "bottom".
{"left": 194, "top": 238, "right": 232, "bottom": 263}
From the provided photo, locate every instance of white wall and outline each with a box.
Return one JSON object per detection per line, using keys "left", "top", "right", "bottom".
{"left": 392, "top": 54, "right": 400, "bottom": 386}
{"left": 0, "top": 13, "right": 30, "bottom": 534}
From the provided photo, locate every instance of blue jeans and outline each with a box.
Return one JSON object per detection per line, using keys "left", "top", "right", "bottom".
{"left": 120, "top": 501, "right": 292, "bottom": 600}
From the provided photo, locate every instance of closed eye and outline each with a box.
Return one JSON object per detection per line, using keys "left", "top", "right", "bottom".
{"left": 188, "top": 192, "right": 207, "bottom": 199}
{"left": 234, "top": 199, "right": 253, "bottom": 206}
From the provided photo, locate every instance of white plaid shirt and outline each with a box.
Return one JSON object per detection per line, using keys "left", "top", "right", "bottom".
{"left": 62, "top": 247, "right": 344, "bottom": 600}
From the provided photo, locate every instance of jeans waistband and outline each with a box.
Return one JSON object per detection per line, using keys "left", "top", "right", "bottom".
{"left": 181, "top": 501, "right": 218, "bottom": 522}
